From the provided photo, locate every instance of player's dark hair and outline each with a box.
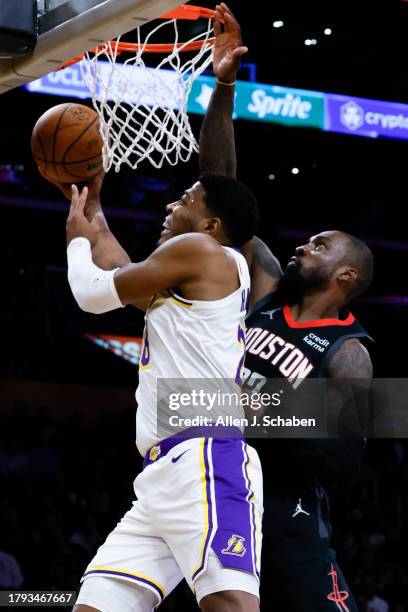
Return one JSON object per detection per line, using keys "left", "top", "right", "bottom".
{"left": 340, "top": 232, "right": 374, "bottom": 301}
{"left": 199, "top": 172, "right": 259, "bottom": 246}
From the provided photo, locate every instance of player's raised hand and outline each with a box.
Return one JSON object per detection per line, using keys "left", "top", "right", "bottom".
{"left": 213, "top": 3, "right": 248, "bottom": 84}
{"left": 66, "top": 184, "right": 99, "bottom": 246}
{"left": 38, "top": 166, "right": 106, "bottom": 221}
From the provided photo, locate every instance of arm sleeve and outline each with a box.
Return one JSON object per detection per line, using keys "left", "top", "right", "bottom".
{"left": 67, "top": 237, "right": 124, "bottom": 314}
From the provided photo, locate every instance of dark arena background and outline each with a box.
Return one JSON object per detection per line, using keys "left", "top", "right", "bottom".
{"left": 1, "top": 0, "right": 408, "bottom": 610}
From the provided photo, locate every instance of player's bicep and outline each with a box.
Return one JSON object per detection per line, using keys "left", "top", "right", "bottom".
{"left": 327, "top": 339, "right": 373, "bottom": 380}
{"left": 326, "top": 339, "right": 372, "bottom": 435}
{"left": 241, "top": 236, "right": 282, "bottom": 307}
{"left": 113, "top": 259, "right": 184, "bottom": 305}
{"left": 113, "top": 237, "right": 203, "bottom": 305}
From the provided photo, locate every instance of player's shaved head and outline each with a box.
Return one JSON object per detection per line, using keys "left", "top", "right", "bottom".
{"left": 337, "top": 231, "right": 374, "bottom": 300}
{"left": 278, "top": 229, "right": 374, "bottom": 305}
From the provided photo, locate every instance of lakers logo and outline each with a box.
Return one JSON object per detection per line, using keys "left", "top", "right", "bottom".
{"left": 149, "top": 445, "right": 161, "bottom": 462}
{"left": 221, "top": 534, "right": 246, "bottom": 557}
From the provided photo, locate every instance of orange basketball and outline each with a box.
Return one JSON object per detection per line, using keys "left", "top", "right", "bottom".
{"left": 31, "top": 103, "right": 104, "bottom": 184}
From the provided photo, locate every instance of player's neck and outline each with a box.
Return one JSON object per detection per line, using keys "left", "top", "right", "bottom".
{"left": 292, "top": 291, "right": 343, "bottom": 322}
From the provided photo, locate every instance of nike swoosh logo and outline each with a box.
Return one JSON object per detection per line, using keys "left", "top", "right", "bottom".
{"left": 172, "top": 449, "right": 190, "bottom": 463}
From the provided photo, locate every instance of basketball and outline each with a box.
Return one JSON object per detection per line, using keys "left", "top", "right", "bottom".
{"left": 31, "top": 103, "right": 104, "bottom": 184}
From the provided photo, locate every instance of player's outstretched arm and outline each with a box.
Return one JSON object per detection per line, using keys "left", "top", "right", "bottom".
{"left": 68, "top": 200, "right": 219, "bottom": 314}
{"left": 40, "top": 167, "right": 131, "bottom": 270}
{"left": 199, "top": 3, "right": 247, "bottom": 178}
{"left": 74, "top": 170, "right": 131, "bottom": 270}
{"left": 241, "top": 237, "right": 283, "bottom": 309}
{"left": 113, "top": 234, "right": 218, "bottom": 306}
{"left": 199, "top": 5, "right": 283, "bottom": 307}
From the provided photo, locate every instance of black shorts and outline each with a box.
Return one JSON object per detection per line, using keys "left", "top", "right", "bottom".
{"left": 261, "top": 485, "right": 357, "bottom": 612}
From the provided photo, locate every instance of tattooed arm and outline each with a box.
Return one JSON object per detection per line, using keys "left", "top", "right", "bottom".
{"left": 241, "top": 236, "right": 282, "bottom": 308}
{"left": 327, "top": 338, "right": 373, "bottom": 379}
{"left": 326, "top": 338, "right": 373, "bottom": 439}
{"left": 292, "top": 339, "right": 373, "bottom": 477}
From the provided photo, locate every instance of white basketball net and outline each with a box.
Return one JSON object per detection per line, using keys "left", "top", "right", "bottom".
{"left": 79, "top": 17, "right": 214, "bottom": 172}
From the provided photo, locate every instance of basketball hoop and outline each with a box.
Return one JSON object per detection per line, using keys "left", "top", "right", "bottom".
{"left": 60, "top": 5, "right": 218, "bottom": 172}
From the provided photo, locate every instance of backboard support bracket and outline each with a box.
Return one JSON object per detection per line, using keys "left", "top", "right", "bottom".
{"left": 0, "top": 0, "right": 185, "bottom": 93}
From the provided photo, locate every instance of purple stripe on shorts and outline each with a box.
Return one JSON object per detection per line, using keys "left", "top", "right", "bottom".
{"left": 83, "top": 569, "right": 164, "bottom": 602}
{"left": 192, "top": 438, "right": 213, "bottom": 581}
{"left": 242, "top": 442, "right": 259, "bottom": 579}
{"left": 209, "top": 439, "right": 257, "bottom": 574}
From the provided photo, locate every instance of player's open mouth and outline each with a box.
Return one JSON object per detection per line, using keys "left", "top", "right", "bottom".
{"left": 286, "top": 256, "right": 301, "bottom": 271}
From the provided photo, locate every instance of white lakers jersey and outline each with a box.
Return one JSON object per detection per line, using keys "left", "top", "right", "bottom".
{"left": 135, "top": 247, "right": 251, "bottom": 456}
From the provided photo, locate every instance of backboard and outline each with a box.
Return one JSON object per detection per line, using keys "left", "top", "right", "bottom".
{"left": 0, "top": 0, "right": 186, "bottom": 93}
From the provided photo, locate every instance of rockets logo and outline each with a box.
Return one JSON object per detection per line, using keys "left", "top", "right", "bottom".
{"left": 327, "top": 563, "right": 350, "bottom": 611}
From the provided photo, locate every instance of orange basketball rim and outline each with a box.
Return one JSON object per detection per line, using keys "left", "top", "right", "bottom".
{"left": 59, "top": 5, "right": 219, "bottom": 70}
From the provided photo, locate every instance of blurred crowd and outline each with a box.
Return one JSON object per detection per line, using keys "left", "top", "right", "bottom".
{"left": 0, "top": 400, "right": 407, "bottom": 611}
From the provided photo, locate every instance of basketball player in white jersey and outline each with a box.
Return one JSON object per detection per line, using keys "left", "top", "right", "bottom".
{"left": 66, "top": 174, "right": 262, "bottom": 612}
{"left": 41, "top": 9, "right": 263, "bottom": 611}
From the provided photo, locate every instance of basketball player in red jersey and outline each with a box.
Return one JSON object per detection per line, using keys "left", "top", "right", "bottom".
{"left": 201, "top": 5, "right": 373, "bottom": 611}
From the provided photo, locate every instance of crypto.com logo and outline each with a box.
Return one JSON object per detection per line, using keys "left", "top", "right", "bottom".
{"left": 340, "top": 101, "right": 365, "bottom": 130}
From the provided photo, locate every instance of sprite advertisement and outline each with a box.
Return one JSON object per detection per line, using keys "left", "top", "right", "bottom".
{"left": 25, "top": 64, "right": 408, "bottom": 141}
{"left": 189, "top": 76, "right": 324, "bottom": 129}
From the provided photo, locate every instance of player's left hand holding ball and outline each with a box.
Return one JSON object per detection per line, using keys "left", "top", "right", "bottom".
{"left": 66, "top": 184, "right": 101, "bottom": 246}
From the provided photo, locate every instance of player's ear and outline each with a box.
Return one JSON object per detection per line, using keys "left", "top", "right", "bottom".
{"left": 202, "top": 216, "right": 222, "bottom": 237}
{"left": 337, "top": 265, "right": 358, "bottom": 284}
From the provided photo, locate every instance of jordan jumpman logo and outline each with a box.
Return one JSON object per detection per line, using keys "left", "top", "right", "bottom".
{"left": 292, "top": 498, "right": 310, "bottom": 518}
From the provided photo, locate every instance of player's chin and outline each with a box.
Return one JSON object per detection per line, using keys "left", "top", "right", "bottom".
{"left": 285, "top": 260, "right": 301, "bottom": 273}
{"left": 157, "top": 229, "right": 172, "bottom": 246}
